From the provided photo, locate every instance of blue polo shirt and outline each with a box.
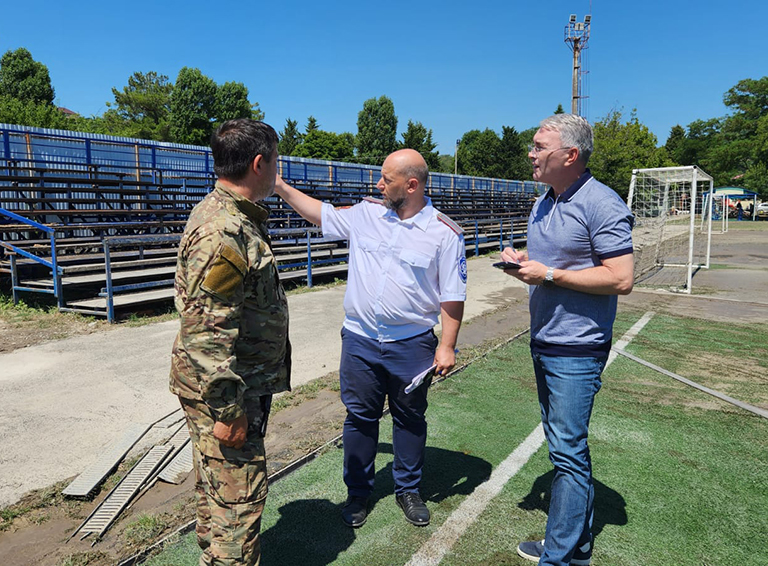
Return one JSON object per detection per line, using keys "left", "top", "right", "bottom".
{"left": 527, "top": 170, "right": 634, "bottom": 357}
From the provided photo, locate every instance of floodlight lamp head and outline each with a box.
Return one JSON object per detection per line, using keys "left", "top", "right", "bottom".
{"left": 584, "top": 15, "right": 591, "bottom": 24}
{"left": 569, "top": 14, "right": 577, "bottom": 23}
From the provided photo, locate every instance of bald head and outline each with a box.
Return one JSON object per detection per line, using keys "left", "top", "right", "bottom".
{"left": 385, "top": 149, "right": 429, "bottom": 190}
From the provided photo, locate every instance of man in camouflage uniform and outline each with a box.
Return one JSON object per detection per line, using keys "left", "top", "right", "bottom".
{"left": 170, "top": 119, "right": 290, "bottom": 566}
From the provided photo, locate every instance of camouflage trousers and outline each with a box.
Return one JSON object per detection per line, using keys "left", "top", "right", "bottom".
{"left": 181, "top": 397, "right": 271, "bottom": 566}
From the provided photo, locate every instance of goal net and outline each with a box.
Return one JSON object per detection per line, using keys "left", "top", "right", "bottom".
{"left": 627, "top": 166, "right": 714, "bottom": 294}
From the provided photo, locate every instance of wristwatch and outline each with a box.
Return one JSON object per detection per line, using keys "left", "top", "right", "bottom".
{"left": 543, "top": 266, "right": 555, "bottom": 287}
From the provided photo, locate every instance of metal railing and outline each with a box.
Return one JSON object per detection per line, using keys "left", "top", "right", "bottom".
{"left": 0, "top": 206, "right": 63, "bottom": 306}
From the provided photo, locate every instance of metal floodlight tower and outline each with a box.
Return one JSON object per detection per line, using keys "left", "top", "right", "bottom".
{"left": 564, "top": 14, "right": 591, "bottom": 116}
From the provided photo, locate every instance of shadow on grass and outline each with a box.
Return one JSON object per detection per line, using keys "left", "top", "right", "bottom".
{"left": 518, "top": 470, "right": 628, "bottom": 538}
{"left": 259, "top": 443, "right": 492, "bottom": 565}
{"left": 260, "top": 498, "right": 356, "bottom": 565}
{"left": 370, "top": 442, "right": 493, "bottom": 506}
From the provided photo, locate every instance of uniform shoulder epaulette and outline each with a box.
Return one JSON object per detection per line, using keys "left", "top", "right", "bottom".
{"left": 437, "top": 212, "right": 463, "bottom": 235}
{"left": 363, "top": 196, "right": 385, "bottom": 205}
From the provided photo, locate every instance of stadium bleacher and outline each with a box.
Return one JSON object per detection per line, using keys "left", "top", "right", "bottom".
{"left": 0, "top": 124, "right": 542, "bottom": 321}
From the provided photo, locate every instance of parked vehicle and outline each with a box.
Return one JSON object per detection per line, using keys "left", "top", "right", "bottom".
{"left": 756, "top": 202, "right": 768, "bottom": 220}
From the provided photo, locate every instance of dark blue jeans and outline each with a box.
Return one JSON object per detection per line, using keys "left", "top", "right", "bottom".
{"left": 339, "top": 327, "right": 437, "bottom": 498}
{"left": 532, "top": 352, "right": 606, "bottom": 566}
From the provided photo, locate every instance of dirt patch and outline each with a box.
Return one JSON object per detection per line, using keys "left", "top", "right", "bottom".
{"left": 0, "top": 312, "right": 107, "bottom": 354}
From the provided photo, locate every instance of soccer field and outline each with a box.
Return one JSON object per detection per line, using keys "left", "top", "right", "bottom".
{"left": 147, "top": 307, "right": 768, "bottom": 566}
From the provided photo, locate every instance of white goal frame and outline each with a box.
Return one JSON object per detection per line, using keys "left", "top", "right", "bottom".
{"left": 627, "top": 166, "right": 714, "bottom": 294}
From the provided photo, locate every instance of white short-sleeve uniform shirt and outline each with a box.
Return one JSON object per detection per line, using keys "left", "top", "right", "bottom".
{"left": 321, "top": 197, "right": 467, "bottom": 342}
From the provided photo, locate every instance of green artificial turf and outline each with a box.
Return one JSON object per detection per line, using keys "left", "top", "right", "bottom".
{"left": 147, "top": 310, "right": 768, "bottom": 565}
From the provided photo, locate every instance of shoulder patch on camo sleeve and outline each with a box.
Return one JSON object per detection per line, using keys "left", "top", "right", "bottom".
{"left": 201, "top": 244, "right": 247, "bottom": 301}
{"left": 437, "top": 212, "right": 463, "bottom": 235}
{"left": 363, "top": 196, "right": 385, "bottom": 205}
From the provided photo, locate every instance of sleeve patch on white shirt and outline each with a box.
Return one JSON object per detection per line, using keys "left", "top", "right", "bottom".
{"left": 459, "top": 256, "right": 468, "bottom": 283}
{"left": 437, "top": 212, "right": 463, "bottom": 235}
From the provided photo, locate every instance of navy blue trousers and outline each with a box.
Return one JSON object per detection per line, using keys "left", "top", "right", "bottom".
{"left": 339, "top": 327, "right": 438, "bottom": 497}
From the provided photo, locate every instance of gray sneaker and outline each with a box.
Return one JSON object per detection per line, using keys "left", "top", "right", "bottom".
{"left": 516, "top": 539, "right": 592, "bottom": 565}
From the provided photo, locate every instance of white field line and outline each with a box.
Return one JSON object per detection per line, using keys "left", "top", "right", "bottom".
{"left": 406, "top": 311, "right": 656, "bottom": 566}
{"left": 607, "top": 311, "right": 655, "bottom": 367}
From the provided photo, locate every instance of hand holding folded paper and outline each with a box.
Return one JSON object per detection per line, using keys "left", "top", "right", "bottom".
{"left": 405, "top": 364, "right": 437, "bottom": 394}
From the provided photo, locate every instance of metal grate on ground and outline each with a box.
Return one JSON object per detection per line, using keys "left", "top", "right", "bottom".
{"left": 62, "top": 423, "right": 150, "bottom": 498}
{"left": 158, "top": 442, "right": 193, "bottom": 485}
{"left": 73, "top": 444, "right": 174, "bottom": 542}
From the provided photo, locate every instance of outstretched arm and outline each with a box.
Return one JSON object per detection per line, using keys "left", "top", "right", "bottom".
{"left": 274, "top": 176, "right": 323, "bottom": 226}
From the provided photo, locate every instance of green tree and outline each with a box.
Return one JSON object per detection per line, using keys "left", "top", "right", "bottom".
{"left": 456, "top": 127, "right": 529, "bottom": 180}
{"left": 216, "top": 81, "right": 261, "bottom": 124}
{"left": 305, "top": 115, "right": 319, "bottom": 134}
{"left": 105, "top": 71, "right": 172, "bottom": 140}
{"left": 723, "top": 77, "right": 768, "bottom": 124}
{"left": 589, "top": 109, "right": 671, "bottom": 198}
{"left": 399, "top": 120, "right": 439, "bottom": 170}
{"left": 554, "top": 104, "right": 565, "bottom": 114}
{"left": 0, "top": 48, "right": 54, "bottom": 105}
{"left": 499, "top": 126, "right": 531, "bottom": 181}
{"left": 169, "top": 67, "right": 218, "bottom": 145}
{"left": 293, "top": 130, "right": 355, "bottom": 161}
{"left": 456, "top": 128, "right": 502, "bottom": 177}
{"left": 0, "top": 95, "right": 69, "bottom": 129}
{"left": 519, "top": 126, "right": 538, "bottom": 149}
{"left": 356, "top": 96, "right": 398, "bottom": 164}
{"left": 664, "top": 124, "right": 687, "bottom": 164}
{"left": 720, "top": 77, "right": 768, "bottom": 197}
{"left": 437, "top": 153, "right": 455, "bottom": 174}
{"left": 278, "top": 118, "right": 302, "bottom": 156}
{"left": 679, "top": 118, "right": 723, "bottom": 169}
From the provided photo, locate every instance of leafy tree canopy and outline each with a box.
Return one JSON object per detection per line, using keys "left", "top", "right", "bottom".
{"left": 0, "top": 95, "right": 69, "bottom": 129}
{"left": 0, "top": 48, "right": 54, "bottom": 105}
{"left": 169, "top": 67, "right": 218, "bottom": 145}
{"left": 457, "top": 126, "right": 530, "bottom": 180}
{"left": 305, "top": 115, "right": 319, "bottom": 134}
{"left": 589, "top": 109, "right": 672, "bottom": 198}
{"left": 356, "top": 96, "right": 397, "bottom": 164}
{"left": 437, "top": 153, "right": 455, "bottom": 174}
{"left": 399, "top": 120, "right": 439, "bottom": 170}
{"left": 499, "top": 126, "right": 531, "bottom": 181}
{"left": 278, "top": 118, "right": 302, "bottom": 156}
{"left": 216, "top": 81, "right": 262, "bottom": 124}
{"left": 105, "top": 71, "right": 172, "bottom": 140}
{"left": 664, "top": 124, "right": 686, "bottom": 164}
{"left": 293, "top": 130, "right": 355, "bottom": 162}
{"left": 109, "top": 71, "right": 172, "bottom": 123}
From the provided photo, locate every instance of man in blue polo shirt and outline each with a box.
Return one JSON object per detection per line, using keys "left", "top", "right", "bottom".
{"left": 274, "top": 149, "right": 466, "bottom": 529}
{"left": 500, "top": 114, "right": 634, "bottom": 566}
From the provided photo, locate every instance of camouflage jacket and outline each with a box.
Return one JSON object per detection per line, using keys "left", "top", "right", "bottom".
{"left": 170, "top": 182, "right": 291, "bottom": 423}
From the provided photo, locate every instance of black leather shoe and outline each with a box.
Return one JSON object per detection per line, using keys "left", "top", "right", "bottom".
{"left": 341, "top": 496, "right": 369, "bottom": 528}
{"left": 396, "top": 492, "right": 430, "bottom": 526}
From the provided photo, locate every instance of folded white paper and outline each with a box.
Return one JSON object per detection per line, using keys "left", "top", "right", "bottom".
{"left": 405, "top": 364, "right": 437, "bottom": 394}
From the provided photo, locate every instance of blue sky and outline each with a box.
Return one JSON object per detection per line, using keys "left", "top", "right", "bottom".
{"left": 2, "top": 0, "right": 766, "bottom": 154}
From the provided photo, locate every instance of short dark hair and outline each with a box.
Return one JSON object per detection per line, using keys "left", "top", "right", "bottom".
{"left": 210, "top": 119, "right": 279, "bottom": 181}
{"left": 401, "top": 160, "right": 428, "bottom": 188}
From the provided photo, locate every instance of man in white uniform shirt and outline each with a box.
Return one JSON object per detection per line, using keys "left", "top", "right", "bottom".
{"left": 274, "top": 149, "right": 466, "bottom": 528}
